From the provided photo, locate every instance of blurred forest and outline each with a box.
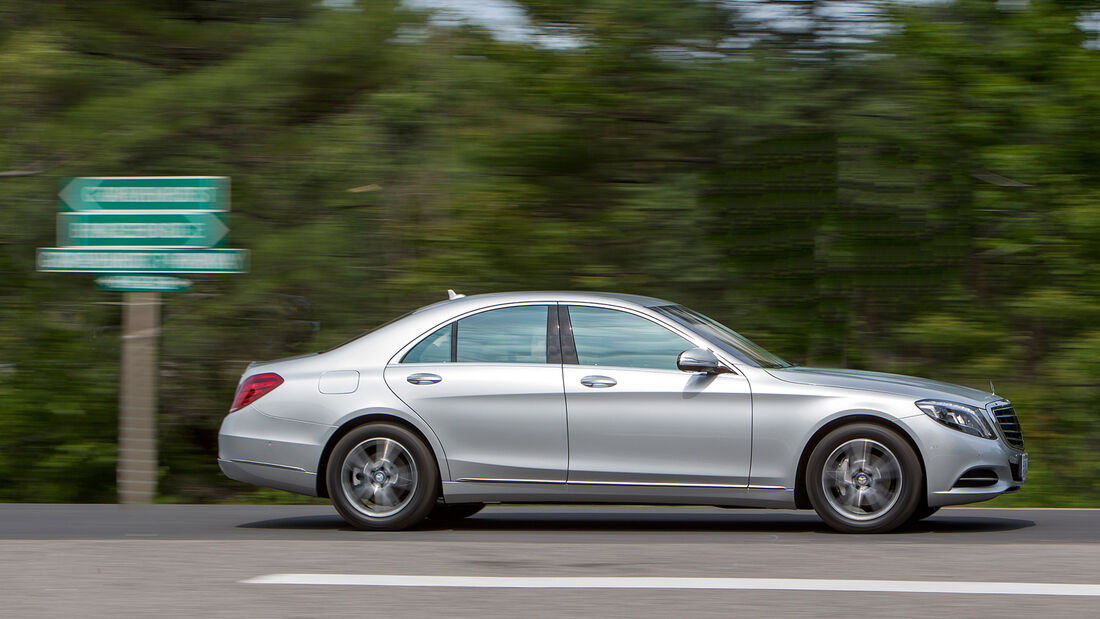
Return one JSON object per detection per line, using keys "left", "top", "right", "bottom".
{"left": 1, "top": 0, "right": 1098, "bottom": 505}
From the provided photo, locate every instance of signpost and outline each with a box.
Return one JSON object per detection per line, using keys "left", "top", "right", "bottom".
{"left": 37, "top": 176, "right": 247, "bottom": 504}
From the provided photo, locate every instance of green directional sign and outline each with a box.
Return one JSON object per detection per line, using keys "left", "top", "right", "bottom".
{"left": 58, "top": 211, "right": 229, "bottom": 248}
{"left": 59, "top": 176, "right": 229, "bottom": 212}
{"left": 37, "top": 248, "right": 248, "bottom": 273}
{"left": 96, "top": 275, "right": 192, "bottom": 292}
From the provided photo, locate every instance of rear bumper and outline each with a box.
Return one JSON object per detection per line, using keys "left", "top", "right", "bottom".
{"left": 218, "top": 458, "right": 318, "bottom": 496}
{"left": 217, "top": 405, "right": 333, "bottom": 497}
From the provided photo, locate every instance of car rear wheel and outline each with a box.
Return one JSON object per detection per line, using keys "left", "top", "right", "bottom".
{"left": 326, "top": 423, "right": 439, "bottom": 530}
{"left": 806, "top": 423, "right": 922, "bottom": 534}
{"left": 427, "top": 502, "right": 485, "bottom": 521}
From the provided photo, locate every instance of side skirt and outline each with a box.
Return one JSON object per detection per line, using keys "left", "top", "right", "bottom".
{"left": 441, "top": 480, "right": 796, "bottom": 508}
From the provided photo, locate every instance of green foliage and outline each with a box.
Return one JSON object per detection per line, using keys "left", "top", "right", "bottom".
{"left": 1, "top": 0, "right": 1098, "bottom": 505}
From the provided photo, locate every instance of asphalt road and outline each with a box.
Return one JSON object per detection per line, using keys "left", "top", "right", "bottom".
{"left": 1, "top": 504, "right": 1098, "bottom": 617}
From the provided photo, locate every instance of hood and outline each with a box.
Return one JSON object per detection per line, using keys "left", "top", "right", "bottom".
{"left": 765, "top": 366, "right": 997, "bottom": 405}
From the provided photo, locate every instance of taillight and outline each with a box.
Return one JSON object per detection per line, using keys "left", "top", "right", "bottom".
{"left": 229, "top": 372, "right": 284, "bottom": 413}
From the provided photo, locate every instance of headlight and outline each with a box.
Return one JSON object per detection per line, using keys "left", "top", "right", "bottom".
{"left": 916, "top": 400, "right": 995, "bottom": 439}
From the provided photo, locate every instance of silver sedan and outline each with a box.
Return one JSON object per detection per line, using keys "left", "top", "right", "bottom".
{"left": 218, "top": 291, "right": 1028, "bottom": 533}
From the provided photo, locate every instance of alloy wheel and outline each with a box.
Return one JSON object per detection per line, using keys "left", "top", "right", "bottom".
{"left": 339, "top": 437, "right": 419, "bottom": 518}
{"left": 821, "top": 438, "right": 903, "bottom": 522}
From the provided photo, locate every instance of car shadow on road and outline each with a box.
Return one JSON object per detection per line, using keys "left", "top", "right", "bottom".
{"left": 237, "top": 511, "right": 1036, "bottom": 537}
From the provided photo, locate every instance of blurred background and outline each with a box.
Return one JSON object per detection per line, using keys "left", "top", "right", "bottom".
{"left": 0, "top": 0, "right": 1097, "bottom": 506}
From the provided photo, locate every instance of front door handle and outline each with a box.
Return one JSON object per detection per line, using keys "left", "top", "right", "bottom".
{"left": 407, "top": 373, "right": 442, "bottom": 385}
{"left": 580, "top": 375, "right": 617, "bottom": 388}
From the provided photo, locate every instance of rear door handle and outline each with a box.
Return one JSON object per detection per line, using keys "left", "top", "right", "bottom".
{"left": 580, "top": 375, "right": 617, "bottom": 388}
{"left": 407, "top": 373, "right": 442, "bottom": 385}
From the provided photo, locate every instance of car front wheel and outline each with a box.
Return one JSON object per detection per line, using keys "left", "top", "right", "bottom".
{"left": 907, "top": 504, "right": 940, "bottom": 523}
{"left": 427, "top": 502, "right": 486, "bottom": 521}
{"left": 326, "top": 423, "right": 439, "bottom": 530}
{"left": 806, "top": 423, "right": 922, "bottom": 534}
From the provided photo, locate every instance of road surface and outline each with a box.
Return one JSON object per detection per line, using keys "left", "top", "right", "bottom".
{"left": 1, "top": 504, "right": 1097, "bottom": 617}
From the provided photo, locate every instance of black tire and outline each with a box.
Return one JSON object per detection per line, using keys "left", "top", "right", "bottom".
{"left": 806, "top": 423, "right": 922, "bottom": 534}
{"left": 326, "top": 423, "right": 440, "bottom": 531}
{"left": 908, "top": 504, "right": 940, "bottom": 523}
{"left": 427, "top": 502, "right": 485, "bottom": 521}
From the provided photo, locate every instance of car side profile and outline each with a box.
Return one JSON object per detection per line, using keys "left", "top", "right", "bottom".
{"left": 218, "top": 291, "right": 1027, "bottom": 533}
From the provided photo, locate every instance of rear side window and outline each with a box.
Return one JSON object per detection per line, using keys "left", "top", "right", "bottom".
{"left": 567, "top": 306, "right": 692, "bottom": 370}
{"left": 402, "top": 324, "right": 452, "bottom": 363}
{"left": 401, "top": 305, "right": 550, "bottom": 364}
{"left": 457, "top": 305, "right": 548, "bottom": 363}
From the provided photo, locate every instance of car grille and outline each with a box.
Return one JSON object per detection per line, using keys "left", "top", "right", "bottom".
{"left": 990, "top": 404, "right": 1024, "bottom": 449}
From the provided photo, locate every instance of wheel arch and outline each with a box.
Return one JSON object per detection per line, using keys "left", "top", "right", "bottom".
{"left": 792, "top": 413, "right": 927, "bottom": 510}
{"left": 315, "top": 411, "right": 449, "bottom": 498}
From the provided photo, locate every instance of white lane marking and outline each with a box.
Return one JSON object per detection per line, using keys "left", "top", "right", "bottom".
{"left": 241, "top": 575, "right": 1100, "bottom": 596}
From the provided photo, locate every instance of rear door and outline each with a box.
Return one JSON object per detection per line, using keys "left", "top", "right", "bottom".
{"left": 384, "top": 304, "right": 567, "bottom": 482}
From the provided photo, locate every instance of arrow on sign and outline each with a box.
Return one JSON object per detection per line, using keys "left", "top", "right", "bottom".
{"left": 196, "top": 212, "right": 228, "bottom": 247}
{"left": 58, "top": 178, "right": 96, "bottom": 211}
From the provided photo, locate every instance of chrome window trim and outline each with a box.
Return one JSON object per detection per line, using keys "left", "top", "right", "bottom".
{"left": 390, "top": 298, "right": 742, "bottom": 373}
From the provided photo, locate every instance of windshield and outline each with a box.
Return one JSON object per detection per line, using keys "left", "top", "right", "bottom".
{"left": 654, "top": 305, "right": 793, "bottom": 369}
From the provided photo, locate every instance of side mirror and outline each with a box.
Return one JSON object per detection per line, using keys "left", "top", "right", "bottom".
{"left": 677, "top": 348, "right": 728, "bottom": 374}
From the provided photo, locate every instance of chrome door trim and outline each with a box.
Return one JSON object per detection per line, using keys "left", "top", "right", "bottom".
{"left": 455, "top": 478, "right": 565, "bottom": 484}
{"left": 569, "top": 480, "right": 748, "bottom": 489}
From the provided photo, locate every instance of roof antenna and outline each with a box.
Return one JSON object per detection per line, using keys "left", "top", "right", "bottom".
{"left": 447, "top": 289, "right": 465, "bottom": 300}
{"left": 989, "top": 379, "right": 996, "bottom": 395}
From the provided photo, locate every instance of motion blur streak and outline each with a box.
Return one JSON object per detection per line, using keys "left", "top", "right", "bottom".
{"left": 1, "top": 1, "right": 1099, "bottom": 509}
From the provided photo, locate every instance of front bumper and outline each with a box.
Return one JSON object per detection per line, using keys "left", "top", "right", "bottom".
{"left": 906, "top": 413, "right": 1028, "bottom": 507}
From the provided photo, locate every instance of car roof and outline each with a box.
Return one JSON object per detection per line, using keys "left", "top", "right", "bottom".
{"left": 412, "top": 291, "right": 675, "bottom": 314}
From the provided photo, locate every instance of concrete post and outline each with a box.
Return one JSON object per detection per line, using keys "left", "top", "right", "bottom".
{"left": 117, "top": 291, "right": 160, "bottom": 503}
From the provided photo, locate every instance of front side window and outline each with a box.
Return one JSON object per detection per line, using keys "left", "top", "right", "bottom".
{"left": 567, "top": 306, "right": 692, "bottom": 370}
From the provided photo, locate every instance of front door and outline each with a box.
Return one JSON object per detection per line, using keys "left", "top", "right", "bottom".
{"left": 562, "top": 305, "right": 753, "bottom": 486}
